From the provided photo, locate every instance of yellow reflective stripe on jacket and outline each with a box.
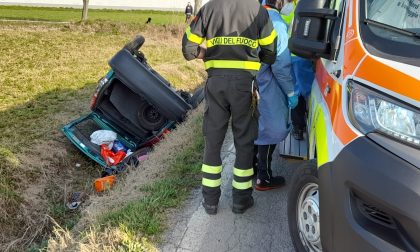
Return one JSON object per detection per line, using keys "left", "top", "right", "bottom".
{"left": 258, "top": 29, "right": 277, "bottom": 46}
{"left": 204, "top": 60, "right": 261, "bottom": 70}
{"left": 232, "top": 180, "right": 252, "bottom": 190}
{"left": 206, "top": 36, "right": 258, "bottom": 49}
{"left": 202, "top": 177, "right": 222, "bottom": 187}
{"left": 202, "top": 164, "right": 222, "bottom": 174}
{"left": 233, "top": 167, "right": 254, "bottom": 177}
{"left": 185, "top": 27, "right": 205, "bottom": 44}
{"left": 281, "top": 6, "right": 296, "bottom": 25}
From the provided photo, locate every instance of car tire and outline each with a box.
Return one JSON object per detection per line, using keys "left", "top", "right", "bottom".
{"left": 189, "top": 86, "right": 205, "bottom": 108}
{"left": 137, "top": 101, "right": 167, "bottom": 131}
{"left": 124, "top": 35, "right": 145, "bottom": 53}
{"left": 288, "top": 160, "right": 322, "bottom": 252}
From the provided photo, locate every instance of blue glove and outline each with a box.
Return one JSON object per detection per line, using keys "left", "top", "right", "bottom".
{"left": 288, "top": 93, "right": 299, "bottom": 109}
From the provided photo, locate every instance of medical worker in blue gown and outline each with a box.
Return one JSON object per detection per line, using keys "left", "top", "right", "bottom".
{"left": 254, "top": 0, "right": 298, "bottom": 191}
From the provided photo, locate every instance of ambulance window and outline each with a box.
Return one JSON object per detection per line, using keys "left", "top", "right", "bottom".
{"left": 367, "top": 0, "right": 419, "bottom": 31}
{"left": 329, "top": 0, "right": 344, "bottom": 14}
{"left": 359, "top": 0, "right": 420, "bottom": 67}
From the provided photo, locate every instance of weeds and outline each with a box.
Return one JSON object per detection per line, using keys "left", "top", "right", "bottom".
{"left": 47, "top": 224, "right": 158, "bottom": 252}
{"left": 99, "top": 115, "right": 204, "bottom": 236}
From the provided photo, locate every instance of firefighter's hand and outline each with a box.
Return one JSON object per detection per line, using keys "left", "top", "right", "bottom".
{"left": 197, "top": 46, "right": 206, "bottom": 60}
{"left": 288, "top": 93, "right": 299, "bottom": 109}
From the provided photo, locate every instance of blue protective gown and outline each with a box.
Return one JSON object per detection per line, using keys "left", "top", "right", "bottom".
{"left": 255, "top": 8, "right": 295, "bottom": 145}
{"left": 292, "top": 56, "right": 315, "bottom": 98}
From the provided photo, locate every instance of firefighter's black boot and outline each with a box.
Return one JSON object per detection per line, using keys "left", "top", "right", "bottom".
{"left": 232, "top": 196, "right": 254, "bottom": 214}
{"left": 202, "top": 201, "right": 218, "bottom": 215}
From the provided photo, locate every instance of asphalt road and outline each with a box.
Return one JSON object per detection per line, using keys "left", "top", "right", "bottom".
{"left": 162, "top": 129, "right": 302, "bottom": 252}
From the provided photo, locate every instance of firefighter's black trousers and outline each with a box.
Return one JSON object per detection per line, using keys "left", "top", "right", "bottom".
{"left": 202, "top": 74, "right": 258, "bottom": 206}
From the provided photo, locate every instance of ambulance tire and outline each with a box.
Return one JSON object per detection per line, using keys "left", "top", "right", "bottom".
{"left": 137, "top": 102, "right": 167, "bottom": 131}
{"left": 288, "top": 161, "right": 321, "bottom": 252}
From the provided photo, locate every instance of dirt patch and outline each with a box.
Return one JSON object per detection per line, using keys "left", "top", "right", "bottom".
{"left": 0, "top": 138, "right": 101, "bottom": 251}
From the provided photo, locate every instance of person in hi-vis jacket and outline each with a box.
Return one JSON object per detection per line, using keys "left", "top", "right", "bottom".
{"left": 254, "top": 0, "right": 298, "bottom": 191}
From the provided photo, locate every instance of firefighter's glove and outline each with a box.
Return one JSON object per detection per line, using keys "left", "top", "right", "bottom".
{"left": 287, "top": 92, "right": 299, "bottom": 109}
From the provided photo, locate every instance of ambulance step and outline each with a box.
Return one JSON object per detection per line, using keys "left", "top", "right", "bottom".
{"left": 278, "top": 131, "right": 308, "bottom": 160}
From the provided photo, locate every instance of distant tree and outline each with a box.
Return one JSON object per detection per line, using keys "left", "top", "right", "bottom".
{"left": 194, "top": 0, "right": 202, "bottom": 15}
{"left": 82, "top": 0, "right": 89, "bottom": 21}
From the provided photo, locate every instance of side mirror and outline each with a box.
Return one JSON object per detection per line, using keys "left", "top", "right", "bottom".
{"left": 289, "top": 7, "right": 338, "bottom": 60}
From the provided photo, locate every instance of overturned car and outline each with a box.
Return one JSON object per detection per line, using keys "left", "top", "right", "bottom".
{"left": 62, "top": 35, "right": 204, "bottom": 171}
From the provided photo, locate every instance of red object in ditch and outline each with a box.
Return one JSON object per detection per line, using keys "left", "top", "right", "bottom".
{"left": 94, "top": 175, "right": 116, "bottom": 192}
{"left": 100, "top": 144, "right": 126, "bottom": 166}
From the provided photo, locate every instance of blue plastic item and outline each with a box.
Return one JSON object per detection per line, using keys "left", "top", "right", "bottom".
{"left": 112, "top": 140, "right": 128, "bottom": 153}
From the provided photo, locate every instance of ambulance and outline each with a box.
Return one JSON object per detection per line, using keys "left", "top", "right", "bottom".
{"left": 286, "top": 0, "right": 420, "bottom": 251}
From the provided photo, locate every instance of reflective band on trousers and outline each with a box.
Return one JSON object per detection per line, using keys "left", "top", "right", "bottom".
{"left": 202, "top": 164, "right": 222, "bottom": 174}
{"left": 204, "top": 60, "right": 261, "bottom": 70}
{"left": 202, "top": 177, "right": 222, "bottom": 187}
{"left": 233, "top": 167, "right": 254, "bottom": 177}
{"left": 258, "top": 29, "right": 277, "bottom": 46}
{"left": 206, "top": 36, "right": 258, "bottom": 49}
{"left": 232, "top": 180, "right": 252, "bottom": 190}
{"left": 185, "top": 27, "right": 205, "bottom": 44}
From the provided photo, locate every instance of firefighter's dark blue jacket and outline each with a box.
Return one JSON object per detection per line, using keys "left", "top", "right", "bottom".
{"left": 182, "top": 0, "right": 278, "bottom": 76}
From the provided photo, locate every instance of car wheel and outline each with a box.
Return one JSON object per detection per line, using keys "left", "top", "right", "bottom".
{"left": 189, "top": 86, "right": 205, "bottom": 108}
{"left": 124, "top": 35, "right": 145, "bottom": 53}
{"left": 137, "top": 101, "right": 167, "bottom": 131}
{"left": 288, "top": 161, "right": 323, "bottom": 252}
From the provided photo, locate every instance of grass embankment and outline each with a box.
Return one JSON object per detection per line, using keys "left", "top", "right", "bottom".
{"left": 0, "top": 5, "right": 184, "bottom": 25}
{"left": 0, "top": 7, "right": 206, "bottom": 250}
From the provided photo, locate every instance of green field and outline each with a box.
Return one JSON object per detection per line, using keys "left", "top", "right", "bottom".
{"left": 0, "top": 6, "right": 205, "bottom": 250}
{"left": 0, "top": 5, "right": 185, "bottom": 24}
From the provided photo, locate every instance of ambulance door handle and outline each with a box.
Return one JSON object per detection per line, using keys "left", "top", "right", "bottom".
{"left": 324, "top": 84, "right": 331, "bottom": 96}
{"left": 334, "top": 70, "right": 341, "bottom": 78}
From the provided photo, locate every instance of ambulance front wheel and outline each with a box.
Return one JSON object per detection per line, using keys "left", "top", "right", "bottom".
{"left": 288, "top": 161, "right": 322, "bottom": 252}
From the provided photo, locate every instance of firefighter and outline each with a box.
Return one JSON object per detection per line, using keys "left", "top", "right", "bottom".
{"left": 182, "top": 0, "right": 277, "bottom": 215}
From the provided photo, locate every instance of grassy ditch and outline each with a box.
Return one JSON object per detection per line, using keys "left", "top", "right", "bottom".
{"left": 99, "top": 114, "right": 204, "bottom": 236}
{"left": 0, "top": 10, "right": 205, "bottom": 250}
{"left": 47, "top": 106, "right": 205, "bottom": 251}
